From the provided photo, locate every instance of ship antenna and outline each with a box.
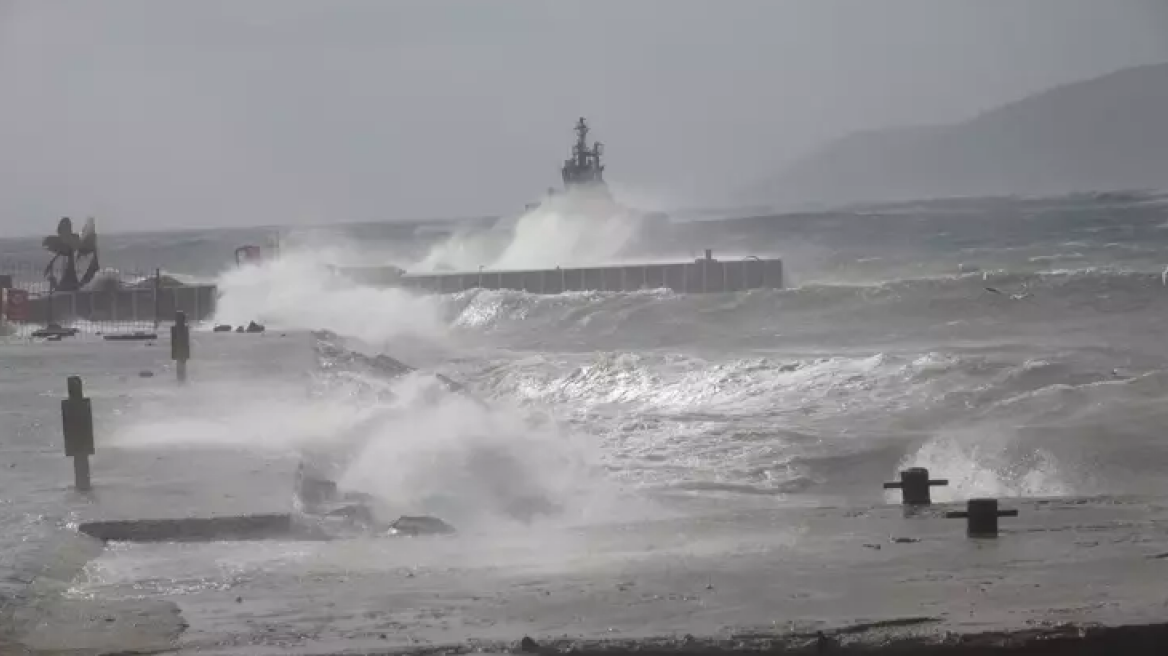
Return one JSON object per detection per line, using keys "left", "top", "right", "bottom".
{"left": 575, "top": 117, "right": 589, "bottom": 167}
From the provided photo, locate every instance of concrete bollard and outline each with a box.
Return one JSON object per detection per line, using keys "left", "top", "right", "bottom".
{"left": 883, "top": 467, "right": 949, "bottom": 505}
{"left": 946, "top": 498, "right": 1019, "bottom": 538}
{"left": 170, "top": 311, "right": 191, "bottom": 383}
{"left": 61, "top": 376, "right": 95, "bottom": 491}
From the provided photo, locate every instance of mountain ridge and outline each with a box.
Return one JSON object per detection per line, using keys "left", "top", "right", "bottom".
{"left": 752, "top": 63, "right": 1168, "bottom": 207}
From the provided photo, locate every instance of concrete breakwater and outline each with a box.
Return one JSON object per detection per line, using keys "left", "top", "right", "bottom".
{"left": 342, "top": 251, "right": 784, "bottom": 295}
{"left": 3, "top": 253, "right": 779, "bottom": 333}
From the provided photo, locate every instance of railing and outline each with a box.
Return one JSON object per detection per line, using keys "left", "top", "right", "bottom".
{"left": 1, "top": 265, "right": 216, "bottom": 337}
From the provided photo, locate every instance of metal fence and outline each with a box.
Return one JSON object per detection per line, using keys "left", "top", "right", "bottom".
{"left": 1, "top": 263, "right": 216, "bottom": 337}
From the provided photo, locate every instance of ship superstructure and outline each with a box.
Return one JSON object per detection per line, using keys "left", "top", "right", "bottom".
{"left": 561, "top": 117, "right": 606, "bottom": 190}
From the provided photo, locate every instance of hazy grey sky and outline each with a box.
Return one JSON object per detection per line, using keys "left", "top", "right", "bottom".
{"left": 1, "top": 0, "right": 1165, "bottom": 233}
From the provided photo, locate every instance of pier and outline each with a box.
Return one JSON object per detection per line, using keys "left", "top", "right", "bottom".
{"left": 345, "top": 251, "right": 784, "bottom": 295}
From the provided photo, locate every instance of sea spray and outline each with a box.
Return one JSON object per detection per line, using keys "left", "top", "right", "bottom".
{"left": 417, "top": 189, "right": 650, "bottom": 272}
{"left": 212, "top": 249, "right": 447, "bottom": 345}
{"left": 895, "top": 425, "right": 1076, "bottom": 502}
{"left": 107, "top": 333, "right": 637, "bottom": 529}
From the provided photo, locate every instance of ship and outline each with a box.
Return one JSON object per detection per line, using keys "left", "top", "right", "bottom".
{"left": 522, "top": 117, "right": 661, "bottom": 222}
{"left": 559, "top": 117, "right": 609, "bottom": 193}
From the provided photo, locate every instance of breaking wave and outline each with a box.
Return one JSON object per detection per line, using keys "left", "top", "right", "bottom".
{"left": 416, "top": 189, "right": 655, "bottom": 272}
{"left": 194, "top": 230, "right": 1168, "bottom": 511}
{"left": 432, "top": 267, "right": 1168, "bottom": 350}
{"left": 455, "top": 345, "right": 1168, "bottom": 504}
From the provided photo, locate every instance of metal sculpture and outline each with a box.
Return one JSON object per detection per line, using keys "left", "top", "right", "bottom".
{"left": 42, "top": 217, "right": 99, "bottom": 292}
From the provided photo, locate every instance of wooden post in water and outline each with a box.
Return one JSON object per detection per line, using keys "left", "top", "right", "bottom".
{"left": 153, "top": 268, "right": 161, "bottom": 332}
{"left": 61, "top": 376, "right": 95, "bottom": 491}
{"left": 171, "top": 311, "right": 191, "bottom": 383}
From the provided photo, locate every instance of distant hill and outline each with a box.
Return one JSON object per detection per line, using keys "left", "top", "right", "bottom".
{"left": 752, "top": 63, "right": 1168, "bottom": 207}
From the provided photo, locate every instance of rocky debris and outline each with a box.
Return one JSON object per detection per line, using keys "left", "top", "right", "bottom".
{"left": 223, "top": 321, "right": 267, "bottom": 334}
{"left": 31, "top": 323, "right": 78, "bottom": 339}
{"left": 388, "top": 515, "right": 457, "bottom": 536}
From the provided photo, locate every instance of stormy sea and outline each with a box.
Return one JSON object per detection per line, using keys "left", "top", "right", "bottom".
{"left": 4, "top": 190, "right": 1168, "bottom": 648}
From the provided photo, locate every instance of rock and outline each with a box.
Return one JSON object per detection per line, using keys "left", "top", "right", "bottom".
{"left": 388, "top": 515, "right": 456, "bottom": 536}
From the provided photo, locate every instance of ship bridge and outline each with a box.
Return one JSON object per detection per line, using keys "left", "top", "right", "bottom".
{"left": 561, "top": 117, "right": 606, "bottom": 189}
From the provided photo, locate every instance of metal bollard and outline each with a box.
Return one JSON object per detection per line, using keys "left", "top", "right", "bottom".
{"left": 171, "top": 311, "right": 191, "bottom": 383}
{"left": 945, "top": 498, "right": 1018, "bottom": 538}
{"left": 883, "top": 467, "right": 948, "bottom": 505}
{"left": 61, "top": 376, "right": 95, "bottom": 491}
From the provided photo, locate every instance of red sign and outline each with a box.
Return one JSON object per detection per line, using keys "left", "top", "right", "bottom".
{"left": 3, "top": 288, "right": 29, "bottom": 321}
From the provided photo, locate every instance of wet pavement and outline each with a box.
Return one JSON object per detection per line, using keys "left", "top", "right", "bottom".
{"left": 31, "top": 493, "right": 1168, "bottom": 654}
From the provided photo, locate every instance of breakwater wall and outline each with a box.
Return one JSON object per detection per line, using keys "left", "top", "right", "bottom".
{"left": 19, "top": 285, "right": 217, "bottom": 324}
{"left": 347, "top": 252, "right": 784, "bottom": 295}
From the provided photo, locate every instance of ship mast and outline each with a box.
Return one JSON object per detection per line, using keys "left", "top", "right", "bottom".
{"left": 573, "top": 117, "right": 590, "bottom": 170}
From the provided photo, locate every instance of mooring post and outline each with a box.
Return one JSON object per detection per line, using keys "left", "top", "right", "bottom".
{"left": 153, "top": 268, "right": 161, "bottom": 332}
{"left": 171, "top": 310, "right": 190, "bottom": 383}
{"left": 61, "top": 376, "right": 95, "bottom": 491}
{"left": 946, "top": 498, "right": 1019, "bottom": 538}
{"left": 883, "top": 467, "right": 949, "bottom": 505}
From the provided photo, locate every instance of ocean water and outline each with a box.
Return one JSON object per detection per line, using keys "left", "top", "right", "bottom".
{"left": 5, "top": 190, "right": 1168, "bottom": 641}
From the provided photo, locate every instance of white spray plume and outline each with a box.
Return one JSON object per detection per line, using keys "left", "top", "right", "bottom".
{"left": 212, "top": 249, "right": 447, "bottom": 345}
{"left": 417, "top": 188, "right": 651, "bottom": 272}
{"left": 109, "top": 367, "right": 637, "bottom": 529}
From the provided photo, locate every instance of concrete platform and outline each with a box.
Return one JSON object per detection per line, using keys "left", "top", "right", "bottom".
{"left": 35, "top": 494, "right": 1168, "bottom": 654}
{"left": 80, "top": 513, "right": 299, "bottom": 543}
